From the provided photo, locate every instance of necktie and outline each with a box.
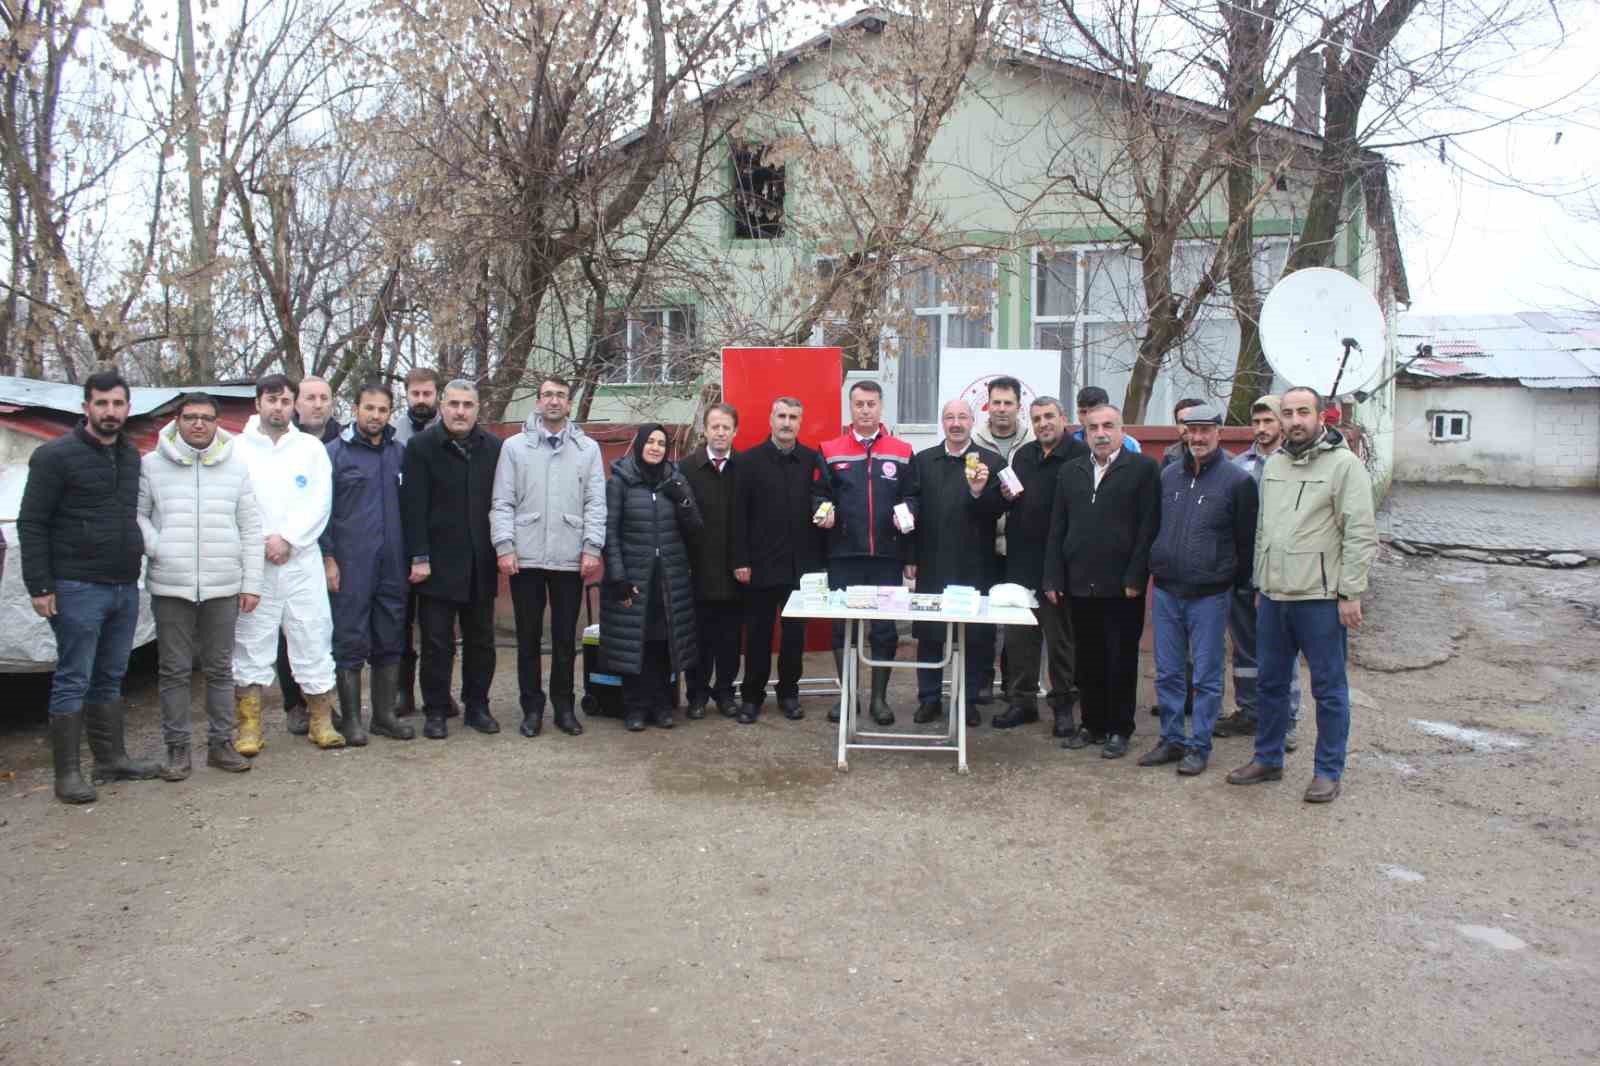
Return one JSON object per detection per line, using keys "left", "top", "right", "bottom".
{"left": 713, "top": 457, "right": 725, "bottom": 473}
{"left": 547, "top": 434, "right": 560, "bottom": 450}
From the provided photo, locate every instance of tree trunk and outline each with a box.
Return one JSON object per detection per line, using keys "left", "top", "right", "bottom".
{"left": 177, "top": 0, "right": 214, "bottom": 383}
{"left": 1225, "top": 158, "right": 1272, "bottom": 423}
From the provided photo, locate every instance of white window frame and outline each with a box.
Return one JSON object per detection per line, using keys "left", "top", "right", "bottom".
{"left": 1429, "top": 410, "right": 1470, "bottom": 442}
{"left": 602, "top": 305, "right": 696, "bottom": 385}
{"left": 891, "top": 254, "right": 999, "bottom": 427}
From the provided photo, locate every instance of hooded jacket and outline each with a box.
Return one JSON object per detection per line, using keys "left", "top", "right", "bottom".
{"left": 600, "top": 454, "right": 703, "bottom": 676}
{"left": 1253, "top": 428, "right": 1377, "bottom": 601}
{"left": 138, "top": 422, "right": 264, "bottom": 602}
{"left": 490, "top": 416, "right": 607, "bottom": 572}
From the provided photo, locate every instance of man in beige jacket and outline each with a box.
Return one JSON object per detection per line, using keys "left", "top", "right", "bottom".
{"left": 1227, "top": 387, "right": 1376, "bottom": 803}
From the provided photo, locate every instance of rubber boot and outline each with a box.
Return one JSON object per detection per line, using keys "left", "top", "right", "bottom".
{"left": 828, "top": 648, "right": 846, "bottom": 723}
{"left": 159, "top": 742, "right": 191, "bottom": 782}
{"left": 84, "top": 702, "right": 161, "bottom": 784}
{"left": 869, "top": 667, "right": 894, "bottom": 727}
{"left": 283, "top": 701, "right": 309, "bottom": 736}
{"left": 396, "top": 657, "right": 418, "bottom": 718}
{"left": 206, "top": 739, "right": 251, "bottom": 772}
{"left": 234, "top": 685, "right": 265, "bottom": 756}
{"left": 335, "top": 667, "right": 369, "bottom": 747}
{"left": 369, "top": 664, "right": 415, "bottom": 740}
{"left": 305, "top": 690, "right": 347, "bottom": 749}
{"left": 49, "top": 712, "right": 97, "bottom": 804}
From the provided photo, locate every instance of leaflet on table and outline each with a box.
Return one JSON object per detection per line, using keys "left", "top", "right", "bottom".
{"left": 941, "top": 585, "right": 981, "bottom": 614}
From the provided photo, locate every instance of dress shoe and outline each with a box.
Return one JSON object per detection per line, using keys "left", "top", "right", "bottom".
{"left": 736, "top": 703, "right": 760, "bottom": 725}
{"left": 520, "top": 711, "right": 543, "bottom": 737}
{"left": 1060, "top": 727, "right": 1102, "bottom": 750}
{"left": 1213, "top": 711, "right": 1258, "bottom": 738}
{"left": 650, "top": 707, "right": 675, "bottom": 729}
{"left": 972, "top": 685, "right": 995, "bottom": 706}
{"left": 1176, "top": 751, "right": 1208, "bottom": 776}
{"left": 913, "top": 701, "right": 942, "bottom": 724}
{"left": 1101, "top": 734, "right": 1129, "bottom": 759}
{"left": 423, "top": 714, "right": 448, "bottom": 740}
{"left": 716, "top": 695, "right": 740, "bottom": 718}
{"left": 991, "top": 704, "right": 1040, "bottom": 729}
{"left": 1284, "top": 724, "right": 1299, "bottom": 752}
{"left": 206, "top": 739, "right": 250, "bottom": 773}
{"left": 554, "top": 707, "right": 584, "bottom": 736}
{"left": 1051, "top": 706, "right": 1076, "bottom": 739}
{"left": 1226, "top": 760, "right": 1284, "bottom": 785}
{"left": 1136, "top": 740, "right": 1185, "bottom": 766}
{"left": 462, "top": 706, "right": 500, "bottom": 734}
{"left": 686, "top": 701, "right": 707, "bottom": 720}
{"left": 779, "top": 696, "right": 804, "bottom": 720}
{"left": 1303, "top": 775, "right": 1341, "bottom": 803}
{"left": 623, "top": 710, "right": 647, "bottom": 732}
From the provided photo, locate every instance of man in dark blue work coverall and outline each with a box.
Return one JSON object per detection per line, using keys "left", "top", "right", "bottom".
{"left": 322, "top": 383, "right": 416, "bottom": 745}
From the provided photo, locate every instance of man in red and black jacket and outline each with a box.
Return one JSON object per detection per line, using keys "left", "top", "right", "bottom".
{"left": 817, "top": 380, "right": 919, "bottom": 725}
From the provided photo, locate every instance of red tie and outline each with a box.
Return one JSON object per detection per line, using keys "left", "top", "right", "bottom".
{"left": 713, "top": 457, "right": 725, "bottom": 472}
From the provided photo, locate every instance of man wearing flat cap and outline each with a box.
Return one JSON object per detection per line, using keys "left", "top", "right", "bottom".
{"left": 1138, "top": 404, "right": 1257, "bottom": 775}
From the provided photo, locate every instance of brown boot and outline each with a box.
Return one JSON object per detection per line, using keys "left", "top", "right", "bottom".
{"left": 1303, "top": 775, "right": 1341, "bottom": 803}
{"left": 1225, "top": 760, "right": 1283, "bottom": 785}
{"left": 234, "top": 685, "right": 265, "bottom": 756}
{"left": 206, "top": 739, "right": 251, "bottom": 773}
{"left": 306, "top": 690, "right": 346, "bottom": 749}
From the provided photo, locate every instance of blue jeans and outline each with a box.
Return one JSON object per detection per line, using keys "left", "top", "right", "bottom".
{"left": 1255, "top": 597, "right": 1350, "bottom": 779}
{"left": 1154, "top": 587, "right": 1228, "bottom": 755}
{"left": 47, "top": 579, "right": 140, "bottom": 715}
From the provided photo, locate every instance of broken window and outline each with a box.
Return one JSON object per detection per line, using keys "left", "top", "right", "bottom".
{"left": 732, "top": 143, "right": 784, "bottom": 240}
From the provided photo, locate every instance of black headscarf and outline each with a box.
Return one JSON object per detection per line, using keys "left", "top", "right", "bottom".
{"left": 630, "top": 422, "right": 670, "bottom": 486}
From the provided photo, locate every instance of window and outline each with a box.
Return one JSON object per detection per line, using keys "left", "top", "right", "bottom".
{"left": 895, "top": 256, "right": 994, "bottom": 424}
{"left": 598, "top": 306, "right": 697, "bottom": 384}
{"left": 1430, "top": 411, "right": 1470, "bottom": 442}
{"left": 1031, "top": 238, "right": 1291, "bottom": 421}
{"left": 732, "top": 143, "right": 784, "bottom": 240}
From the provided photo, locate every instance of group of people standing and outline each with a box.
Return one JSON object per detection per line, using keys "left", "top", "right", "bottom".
{"left": 17, "top": 366, "right": 1374, "bottom": 808}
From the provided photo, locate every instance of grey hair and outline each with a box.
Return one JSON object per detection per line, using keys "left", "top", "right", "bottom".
{"left": 771, "top": 395, "right": 804, "bottom": 412}
{"left": 443, "top": 378, "right": 479, "bottom": 398}
{"left": 1029, "top": 395, "right": 1064, "bottom": 413}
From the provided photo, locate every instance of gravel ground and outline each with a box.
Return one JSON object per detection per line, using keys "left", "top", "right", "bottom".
{"left": 1, "top": 548, "right": 1597, "bottom": 1065}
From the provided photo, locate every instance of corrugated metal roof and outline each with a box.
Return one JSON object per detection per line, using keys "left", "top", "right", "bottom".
{"left": 0, "top": 376, "right": 258, "bottom": 416}
{"left": 1397, "top": 312, "right": 1600, "bottom": 389}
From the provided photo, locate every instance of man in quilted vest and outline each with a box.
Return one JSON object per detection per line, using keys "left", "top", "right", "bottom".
{"left": 138, "top": 393, "right": 264, "bottom": 779}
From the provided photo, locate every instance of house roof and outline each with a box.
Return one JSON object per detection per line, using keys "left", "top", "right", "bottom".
{"left": 1397, "top": 313, "right": 1600, "bottom": 389}
{"left": 0, "top": 376, "right": 259, "bottom": 417}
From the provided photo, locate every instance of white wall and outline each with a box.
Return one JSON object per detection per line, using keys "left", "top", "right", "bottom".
{"left": 1395, "top": 382, "right": 1600, "bottom": 488}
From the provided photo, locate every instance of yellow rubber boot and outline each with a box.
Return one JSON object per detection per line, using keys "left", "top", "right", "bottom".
{"left": 235, "top": 685, "right": 265, "bottom": 757}
{"left": 306, "top": 691, "right": 346, "bottom": 750}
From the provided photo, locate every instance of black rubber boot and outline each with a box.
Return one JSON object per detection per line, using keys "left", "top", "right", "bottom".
{"left": 368, "top": 664, "right": 415, "bottom": 740}
{"left": 50, "top": 712, "right": 97, "bottom": 804}
{"left": 869, "top": 667, "right": 894, "bottom": 727}
{"left": 83, "top": 702, "right": 160, "bottom": 784}
{"left": 828, "top": 649, "right": 846, "bottom": 723}
{"left": 159, "top": 742, "right": 192, "bottom": 782}
{"left": 336, "top": 668, "right": 368, "bottom": 746}
{"left": 423, "top": 713, "right": 447, "bottom": 740}
{"left": 283, "top": 702, "right": 310, "bottom": 735}
{"left": 396, "top": 657, "right": 418, "bottom": 717}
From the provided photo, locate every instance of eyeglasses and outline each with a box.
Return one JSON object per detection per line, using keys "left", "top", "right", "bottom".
{"left": 179, "top": 414, "right": 218, "bottom": 424}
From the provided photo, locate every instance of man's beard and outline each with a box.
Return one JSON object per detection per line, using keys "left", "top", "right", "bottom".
{"left": 93, "top": 416, "right": 123, "bottom": 435}
{"left": 410, "top": 403, "right": 436, "bottom": 423}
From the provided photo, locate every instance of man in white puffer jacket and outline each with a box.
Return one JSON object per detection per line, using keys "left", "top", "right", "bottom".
{"left": 139, "top": 393, "right": 265, "bottom": 779}
{"left": 230, "top": 375, "right": 344, "bottom": 754}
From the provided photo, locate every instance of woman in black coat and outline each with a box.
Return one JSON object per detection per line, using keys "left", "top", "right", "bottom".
{"left": 602, "top": 425, "right": 703, "bottom": 731}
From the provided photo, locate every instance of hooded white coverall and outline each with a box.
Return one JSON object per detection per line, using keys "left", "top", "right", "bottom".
{"left": 232, "top": 416, "right": 336, "bottom": 695}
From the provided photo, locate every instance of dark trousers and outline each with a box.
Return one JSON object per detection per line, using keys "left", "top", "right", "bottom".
{"left": 403, "top": 585, "right": 419, "bottom": 676}
{"left": 623, "top": 639, "right": 672, "bottom": 718}
{"left": 417, "top": 592, "right": 496, "bottom": 715}
{"left": 330, "top": 556, "right": 408, "bottom": 669}
{"left": 275, "top": 631, "right": 304, "bottom": 710}
{"left": 509, "top": 568, "right": 583, "bottom": 716}
{"left": 916, "top": 623, "right": 995, "bottom": 704}
{"left": 47, "top": 579, "right": 139, "bottom": 714}
{"left": 1068, "top": 594, "right": 1146, "bottom": 739}
{"left": 742, "top": 584, "right": 806, "bottom": 705}
{"left": 828, "top": 556, "right": 901, "bottom": 659}
{"left": 152, "top": 595, "right": 239, "bottom": 744}
{"left": 687, "top": 598, "right": 742, "bottom": 706}
{"left": 1003, "top": 594, "right": 1077, "bottom": 711}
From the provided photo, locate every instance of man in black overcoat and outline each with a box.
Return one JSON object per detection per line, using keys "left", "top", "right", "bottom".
{"left": 682, "top": 403, "right": 743, "bottom": 719}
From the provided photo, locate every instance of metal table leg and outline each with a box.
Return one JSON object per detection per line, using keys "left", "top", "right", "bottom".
{"left": 836, "top": 618, "right": 855, "bottom": 771}
{"left": 954, "top": 620, "right": 969, "bottom": 773}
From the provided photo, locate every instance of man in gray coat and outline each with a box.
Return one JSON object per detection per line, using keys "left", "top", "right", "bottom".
{"left": 491, "top": 376, "right": 607, "bottom": 737}
{"left": 138, "top": 393, "right": 264, "bottom": 779}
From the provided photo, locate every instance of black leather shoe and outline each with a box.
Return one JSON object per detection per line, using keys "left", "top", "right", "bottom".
{"left": 1060, "top": 727, "right": 1096, "bottom": 750}
{"left": 686, "top": 701, "right": 707, "bottom": 720}
{"left": 972, "top": 685, "right": 995, "bottom": 706}
{"left": 828, "top": 706, "right": 841, "bottom": 723}
{"left": 991, "top": 704, "right": 1040, "bottom": 729}
{"left": 463, "top": 707, "right": 500, "bottom": 734}
{"left": 650, "top": 707, "right": 675, "bottom": 729}
{"left": 1101, "top": 734, "right": 1129, "bottom": 759}
{"left": 1051, "top": 707, "right": 1076, "bottom": 738}
{"left": 520, "top": 711, "right": 543, "bottom": 737}
{"left": 778, "top": 696, "right": 803, "bottom": 720}
{"left": 736, "top": 703, "right": 759, "bottom": 725}
{"left": 913, "top": 701, "right": 942, "bottom": 724}
{"left": 1213, "top": 711, "right": 1258, "bottom": 739}
{"left": 1226, "top": 760, "right": 1284, "bottom": 785}
{"left": 1177, "top": 751, "right": 1208, "bottom": 776}
{"left": 554, "top": 708, "right": 584, "bottom": 736}
{"left": 1137, "top": 740, "right": 1185, "bottom": 766}
{"left": 623, "top": 711, "right": 647, "bottom": 732}
{"left": 716, "top": 696, "right": 740, "bottom": 718}
{"left": 423, "top": 715, "right": 447, "bottom": 740}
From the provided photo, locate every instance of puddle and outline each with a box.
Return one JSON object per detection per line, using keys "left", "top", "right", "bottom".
{"left": 1456, "top": 924, "right": 1527, "bottom": 951}
{"left": 1410, "top": 719, "right": 1529, "bottom": 752}
{"left": 1379, "top": 864, "right": 1425, "bottom": 883}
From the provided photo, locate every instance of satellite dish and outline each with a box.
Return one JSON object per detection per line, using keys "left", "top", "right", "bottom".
{"left": 1259, "top": 267, "right": 1386, "bottom": 397}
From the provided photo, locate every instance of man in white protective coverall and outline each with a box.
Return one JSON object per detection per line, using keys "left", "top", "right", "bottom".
{"left": 230, "top": 374, "right": 345, "bottom": 753}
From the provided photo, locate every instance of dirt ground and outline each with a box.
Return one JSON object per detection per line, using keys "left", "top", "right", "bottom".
{"left": 2, "top": 546, "right": 1597, "bottom": 1065}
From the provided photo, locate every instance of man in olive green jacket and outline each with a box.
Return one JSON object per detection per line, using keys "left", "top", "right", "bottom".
{"left": 1227, "top": 386, "right": 1376, "bottom": 804}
